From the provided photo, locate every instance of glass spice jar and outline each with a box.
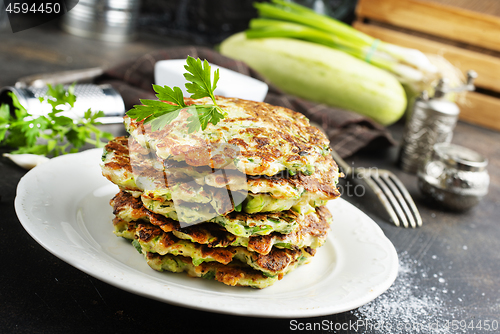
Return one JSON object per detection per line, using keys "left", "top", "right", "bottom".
{"left": 418, "top": 143, "right": 489, "bottom": 211}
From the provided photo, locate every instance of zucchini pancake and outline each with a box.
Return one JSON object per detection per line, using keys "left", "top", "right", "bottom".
{"left": 101, "top": 96, "right": 341, "bottom": 288}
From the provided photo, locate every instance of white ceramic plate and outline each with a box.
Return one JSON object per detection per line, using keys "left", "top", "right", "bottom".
{"left": 15, "top": 149, "right": 398, "bottom": 318}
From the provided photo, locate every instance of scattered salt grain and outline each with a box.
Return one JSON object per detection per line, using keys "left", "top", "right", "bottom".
{"left": 352, "top": 252, "right": 452, "bottom": 334}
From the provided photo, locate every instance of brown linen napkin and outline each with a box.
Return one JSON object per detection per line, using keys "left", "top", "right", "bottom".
{"left": 95, "top": 46, "right": 395, "bottom": 158}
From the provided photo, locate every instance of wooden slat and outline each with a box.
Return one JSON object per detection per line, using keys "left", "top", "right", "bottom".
{"left": 356, "top": 0, "right": 500, "bottom": 53}
{"left": 458, "top": 91, "right": 500, "bottom": 131}
{"left": 353, "top": 21, "right": 500, "bottom": 93}
{"left": 427, "top": 0, "right": 500, "bottom": 17}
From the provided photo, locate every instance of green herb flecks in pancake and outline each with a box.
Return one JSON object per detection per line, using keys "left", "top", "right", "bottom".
{"left": 124, "top": 96, "right": 335, "bottom": 177}
{"left": 144, "top": 250, "right": 313, "bottom": 289}
{"left": 133, "top": 222, "right": 315, "bottom": 277}
{"left": 101, "top": 136, "right": 340, "bottom": 217}
{"left": 111, "top": 191, "right": 331, "bottom": 253}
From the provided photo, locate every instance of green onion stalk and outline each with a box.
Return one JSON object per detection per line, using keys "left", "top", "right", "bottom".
{"left": 248, "top": 0, "right": 441, "bottom": 91}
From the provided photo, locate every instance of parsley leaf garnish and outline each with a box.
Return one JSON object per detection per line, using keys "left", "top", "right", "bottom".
{"left": 0, "top": 83, "right": 113, "bottom": 156}
{"left": 126, "top": 56, "right": 226, "bottom": 133}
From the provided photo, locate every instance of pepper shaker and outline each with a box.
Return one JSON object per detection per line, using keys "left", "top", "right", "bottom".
{"left": 399, "top": 71, "right": 477, "bottom": 174}
{"left": 418, "top": 143, "right": 489, "bottom": 210}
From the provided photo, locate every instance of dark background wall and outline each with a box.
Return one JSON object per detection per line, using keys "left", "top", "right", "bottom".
{"left": 137, "top": 0, "right": 358, "bottom": 45}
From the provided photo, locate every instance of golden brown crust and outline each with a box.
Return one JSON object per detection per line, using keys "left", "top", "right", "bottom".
{"left": 102, "top": 136, "right": 170, "bottom": 190}
{"left": 111, "top": 190, "right": 332, "bottom": 256}
{"left": 245, "top": 156, "right": 340, "bottom": 199}
{"left": 247, "top": 235, "right": 274, "bottom": 255}
{"left": 125, "top": 96, "right": 333, "bottom": 176}
{"left": 103, "top": 136, "right": 341, "bottom": 202}
{"left": 137, "top": 222, "right": 303, "bottom": 274}
{"left": 177, "top": 222, "right": 237, "bottom": 247}
{"left": 111, "top": 191, "right": 180, "bottom": 233}
{"left": 253, "top": 247, "right": 300, "bottom": 274}
{"left": 136, "top": 224, "right": 236, "bottom": 265}
{"left": 214, "top": 266, "right": 247, "bottom": 286}
{"left": 102, "top": 136, "right": 133, "bottom": 173}
{"left": 145, "top": 252, "right": 272, "bottom": 287}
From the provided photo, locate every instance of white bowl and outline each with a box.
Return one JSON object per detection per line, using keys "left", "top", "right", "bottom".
{"left": 154, "top": 59, "right": 268, "bottom": 102}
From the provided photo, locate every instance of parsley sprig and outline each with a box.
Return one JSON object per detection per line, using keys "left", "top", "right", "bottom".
{"left": 0, "top": 84, "right": 113, "bottom": 156}
{"left": 126, "top": 56, "right": 226, "bottom": 133}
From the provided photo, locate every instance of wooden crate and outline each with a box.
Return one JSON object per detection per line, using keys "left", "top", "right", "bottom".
{"left": 354, "top": 0, "right": 500, "bottom": 131}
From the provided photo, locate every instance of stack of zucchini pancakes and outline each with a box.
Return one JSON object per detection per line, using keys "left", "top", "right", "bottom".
{"left": 101, "top": 96, "right": 341, "bottom": 288}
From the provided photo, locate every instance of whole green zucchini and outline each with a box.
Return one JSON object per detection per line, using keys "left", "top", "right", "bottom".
{"left": 220, "top": 32, "right": 407, "bottom": 125}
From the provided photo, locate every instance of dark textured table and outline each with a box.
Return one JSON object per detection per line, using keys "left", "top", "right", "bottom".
{"left": 1, "top": 22, "right": 499, "bottom": 334}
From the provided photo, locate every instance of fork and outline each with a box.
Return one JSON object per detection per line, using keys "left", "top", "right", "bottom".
{"left": 330, "top": 148, "right": 422, "bottom": 228}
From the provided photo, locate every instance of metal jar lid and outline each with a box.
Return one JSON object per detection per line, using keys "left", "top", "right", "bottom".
{"left": 418, "top": 142, "right": 489, "bottom": 210}
{"left": 399, "top": 71, "right": 477, "bottom": 174}
{"left": 432, "top": 142, "right": 488, "bottom": 172}
{"left": 416, "top": 97, "right": 460, "bottom": 117}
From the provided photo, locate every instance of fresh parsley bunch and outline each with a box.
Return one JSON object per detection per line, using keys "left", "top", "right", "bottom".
{"left": 0, "top": 84, "right": 113, "bottom": 156}
{"left": 127, "top": 56, "right": 227, "bottom": 133}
